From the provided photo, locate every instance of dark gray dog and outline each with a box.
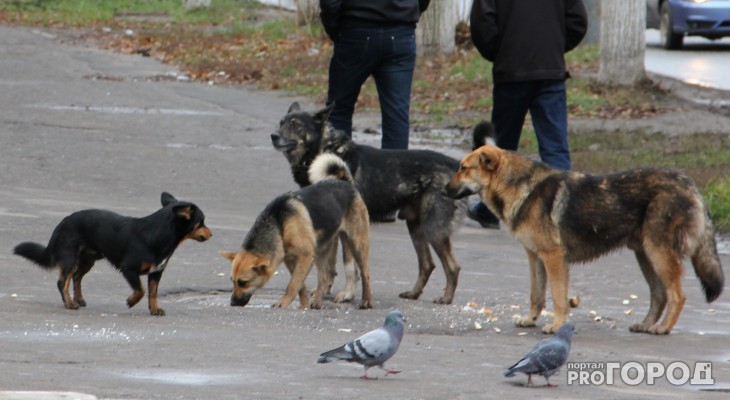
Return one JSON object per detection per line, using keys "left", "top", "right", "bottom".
{"left": 271, "top": 102, "right": 472, "bottom": 304}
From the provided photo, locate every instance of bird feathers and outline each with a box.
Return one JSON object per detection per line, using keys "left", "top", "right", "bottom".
{"left": 317, "top": 310, "right": 406, "bottom": 377}
{"left": 503, "top": 322, "right": 575, "bottom": 384}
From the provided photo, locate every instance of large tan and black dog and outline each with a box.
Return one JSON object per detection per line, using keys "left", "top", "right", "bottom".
{"left": 221, "top": 158, "right": 372, "bottom": 310}
{"left": 271, "top": 102, "right": 470, "bottom": 304}
{"left": 446, "top": 144, "right": 724, "bottom": 335}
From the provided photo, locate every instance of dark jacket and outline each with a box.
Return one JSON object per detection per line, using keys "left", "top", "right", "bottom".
{"left": 470, "top": 0, "right": 587, "bottom": 83}
{"left": 320, "top": 0, "right": 431, "bottom": 39}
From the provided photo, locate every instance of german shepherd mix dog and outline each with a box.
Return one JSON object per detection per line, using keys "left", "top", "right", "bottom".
{"left": 13, "top": 193, "right": 212, "bottom": 315}
{"left": 446, "top": 144, "right": 724, "bottom": 334}
{"left": 271, "top": 102, "right": 468, "bottom": 304}
{"left": 221, "top": 159, "right": 372, "bottom": 309}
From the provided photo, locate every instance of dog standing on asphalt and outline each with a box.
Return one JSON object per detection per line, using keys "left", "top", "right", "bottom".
{"left": 14, "top": 192, "right": 212, "bottom": 315}
{"left": 271, "top": 102, "right": 470, "bottom": 305}
{"left": 446, "top": 144, "right": 724, "bottom": 334}
{"left": 221, "top": 155, "right": 372, "bottom": 309}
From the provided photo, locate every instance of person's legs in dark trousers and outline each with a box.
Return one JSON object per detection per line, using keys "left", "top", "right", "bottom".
{"left": 372, "top": 26, "right": 416, "bottom": 150}
{"left": 491, "top": 81, "right": 534, "bottom": 151}
{"left": 529, "top": 80, "right": 571, "bottom": 170}
{"left": 326, "top": 28, "right": 380, "bottom": 138}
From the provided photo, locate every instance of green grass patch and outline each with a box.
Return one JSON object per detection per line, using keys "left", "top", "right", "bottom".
{"left": 176, "top": 0, "right": 261, "bottom": 26}
{"left": 566, "top": 43, "right": 600, "bottom": 67}
{"left": 0, "top": 0, "right": 262, "bottom": 26}
{"left": 1, "top": 0, "right": 178, "bottom": 25}
{"left": 447, "top": 50, "right": 491, "bottom": 83}
{"left": 705, "top": 180, "right": 730, "bottom": 232}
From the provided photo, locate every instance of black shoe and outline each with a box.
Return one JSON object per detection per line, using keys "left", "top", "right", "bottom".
{"left": 467, "top": 202, "right": 500, "bottom": 229}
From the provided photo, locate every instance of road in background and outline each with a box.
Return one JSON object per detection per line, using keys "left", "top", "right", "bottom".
{"left": 645, "top": 29, "right": 730, "bottom": 91}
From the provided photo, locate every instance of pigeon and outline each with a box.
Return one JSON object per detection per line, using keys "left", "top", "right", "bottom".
{"left": 503, "top": 322, "right": 575, "bottom": 387}
{"left": 317, "top": 310, "right": 406, "bottom": 379}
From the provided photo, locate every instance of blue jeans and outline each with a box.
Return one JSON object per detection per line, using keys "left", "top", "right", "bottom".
{"left": 327, "top": 26, "right": 417, "bottom": 149}
{"left": 491, "top": 80, "right": 571, "bottom": 170}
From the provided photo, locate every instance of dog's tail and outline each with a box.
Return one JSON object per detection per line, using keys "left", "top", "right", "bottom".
{"left": 472, "top": 121, "right": 497, "bottom": 151}
{"left": 14, "top": 242, "right": 55, "bottom": 269}
{"left": 690, "top": 209, "right": 724, "bottom": 303}
{"left": 308, "top": 153, "right": 354, "bottom": 183}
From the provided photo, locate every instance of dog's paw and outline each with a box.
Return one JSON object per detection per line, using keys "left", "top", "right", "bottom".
{"left": 334, "top": 290, "right": 354, "bottom": 303}
{"left": 359, "top": 299, "right": 372, "bottom": 309}
{"left": 629, "top": 323, "right": 651, "bottom": 333}
{"left": 64, "top": 301, "right": 80, "bottom": 310}
{"left": 399, "top": 290, "right": 421, "bottom": 300}
{"left": 432, "top": 295, "right": 453, "bottom": 305}
{"left": 309, "top": 299, "right": 323, "bottom": 310}
{"left": 73, "top": 298, "right": 87, "bottom": 307}
{"left": 126, "top": 292, "right": 144, "bottom": 308}
{"left": 647, "top": 324, "right": 671, "bottom": 335}
{"left": 514, "top": 316, "right": 537, "bottom": 327}
{"left": 272, "top": 299, "right": 291, "bottom": 308}
{"left": 150, "top": 308, "right": 166, "bottom": 316}
{"left": 542, "top": 323, "right": 562, "bottom": 334}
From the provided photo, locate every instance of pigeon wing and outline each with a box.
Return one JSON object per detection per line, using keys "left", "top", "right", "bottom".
{"left": 317, "top": 327, "right": 393, "bottom": 365}
{"left": 355, "top": 327, "right": 397, "bottom": 365}
{"left": 504, "top": 355, "right": 534, "bottom": 377}
{"left": 531, "top": 340, "right": 570, "bottom": 375}
{"left": 504, "top": 338, "right": 568, "bottom": 376}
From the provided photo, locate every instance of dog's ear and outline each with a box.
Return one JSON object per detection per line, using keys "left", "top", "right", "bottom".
{"left": 219, "top": 250, "right": 238, "bottom": 262}
{"left": 287, "top": 102, "right": 301, "bottom": 113}
{"left": 322, "top": 127, "right": 349, "bottom": 151}
{"left": 161, "top": 192, "right": 177, "bottom": 206}
{"left": 173, "top": 204, "right": 192, "bottom": 220}
{"left": 314, "top": 102, "right": 335, "bottom": 127}
{"left": 479, "top": 152, "right": 498, "bottom": 171}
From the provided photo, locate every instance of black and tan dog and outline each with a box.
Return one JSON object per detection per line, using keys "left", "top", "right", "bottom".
{"left": 13, "top": 192, "right": 212, "bottom": 315}
{"left": 271, "top": 102, "right": 469, "bottom": 304}
{"left": 221, "top": 157, "right": 372, "bottom": 309}
{"left": 446, "top": 144, "right": 724, "bottom": 334}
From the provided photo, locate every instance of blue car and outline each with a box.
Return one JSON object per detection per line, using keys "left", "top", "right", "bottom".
{"left": 647, "top": 0, "right": 730, "bottom": 49}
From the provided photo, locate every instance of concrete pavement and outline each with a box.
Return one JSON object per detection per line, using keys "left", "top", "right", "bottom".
{"left": 1, "top": 25, "right": 729, "bottom": 399}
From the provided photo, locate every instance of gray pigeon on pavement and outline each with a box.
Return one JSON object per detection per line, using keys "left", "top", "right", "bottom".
{"left": 503, "top": 322, "right": 575, "bottom": 387}
{"left": 317, "top": 310, "right": 406, "bottom": 379}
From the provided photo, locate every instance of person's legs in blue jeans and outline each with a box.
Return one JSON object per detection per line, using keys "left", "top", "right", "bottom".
{"left": 529, "top": 80, "right": 571, "bottom": 170}
{"left": 326, "top": 28, "right": 379, "bottom": 137}
{"left": 373, "top": 27, "right": 416, "bottom": 149}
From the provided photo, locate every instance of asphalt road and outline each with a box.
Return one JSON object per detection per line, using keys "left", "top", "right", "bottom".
{"left": 645, "top": 29, "right": 730, "bottom": 91}
{"left": 1, "top": 26, "right": 729, "bottom": 400}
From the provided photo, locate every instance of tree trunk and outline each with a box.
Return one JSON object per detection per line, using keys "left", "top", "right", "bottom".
{"left": 598, "top": 0, "right": 645, "bottom": 85}
{"left": 295, "top": 0, "right": 319, "bottom": 28}
{"left": 417, "top": 0, "right": 458, "bottom": 55}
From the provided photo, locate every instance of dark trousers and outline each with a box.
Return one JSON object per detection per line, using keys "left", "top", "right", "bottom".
{"left": 326, "top": 26, "right": 416, "bottom": 150}
{"left": 491, "top": 79, "right": 571, "bottom": 170}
